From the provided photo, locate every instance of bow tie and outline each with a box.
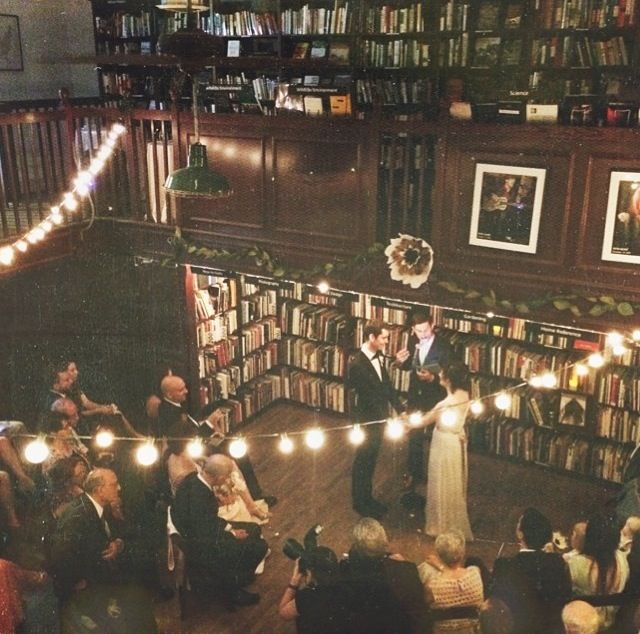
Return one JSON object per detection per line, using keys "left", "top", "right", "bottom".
{"left": 373, "top": 351, "right": 384, "bottom": 359}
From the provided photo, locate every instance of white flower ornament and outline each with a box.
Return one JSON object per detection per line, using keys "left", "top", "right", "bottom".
{"left": 384, "top": 234, "right": 434, "bottom": 289}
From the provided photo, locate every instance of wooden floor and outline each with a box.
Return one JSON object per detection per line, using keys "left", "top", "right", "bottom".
{"left": 155, "top": 402, "right": 619, "bottom": 634}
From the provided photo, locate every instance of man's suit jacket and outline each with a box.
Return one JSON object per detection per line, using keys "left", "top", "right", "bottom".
{"left": 348, "top": 350, "right": 401, "bottom": 423}
{"left": 401, "top": 333, "right": 449, "bottom": 412}
{"left": 157, "top": 399, "right": 208, "bottom": 439}
{"left": 171, "top": 471, "right": 234, "bottom": 565}
{"left": 51, "top": 494, "right": 122, "bottom": 596}
{"left": 490, "top": 550, "right": 572, "bottom": 634}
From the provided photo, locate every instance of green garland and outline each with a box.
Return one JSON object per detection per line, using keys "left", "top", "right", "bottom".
{"left": 165, "top": 231, "right": 640, "bottom": 319}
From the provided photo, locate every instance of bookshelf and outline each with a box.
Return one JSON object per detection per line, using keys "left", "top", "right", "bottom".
{"left": 89, "top": 0, "right": 640, "bottom": 116}
{"left": 185, "top": 264, "right": 640, "bottom": 484}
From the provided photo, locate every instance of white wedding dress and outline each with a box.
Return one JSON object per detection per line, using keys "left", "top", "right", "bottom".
{"left": 425, "top": 389, "right": 474, "bottom": 540}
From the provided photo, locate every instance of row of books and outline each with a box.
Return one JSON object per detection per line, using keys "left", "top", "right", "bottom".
{"left": 240, "top": 289, "right": 277, "bottom": 324}
{"left": 597, "top": 406, "right": 640, "bottom": 442}
{"left": 362, "top": 3, "right": 425, "bottom": 34}
{"left": 280, "top": 4, "right": 353, "bottom": 35}
{"left": 280, "top": 300, "right": 350, "bottom": 344}
{"left": 279, "top": 336, "right": 347, "bottom": 378}
{"left": 535, "top": 0, "right": 637, "bottom": 29}
{"left": 215, "top": 398, "right": 244, "bottom": 433}
{"left": 194, "top": 274, "right": 237, "bottom": 315}
{"left": 96, "top": 40, "right": 152, "bottom": 56}
{"left": 531, "top": 34, "right": 630, "bottom": 68}
{"left": 241, "top": 316, "right": 280, "bottom": 355}
{"left": 198, "top": 366, "right": 241, "bottom": 408}
{"left": 438, "top": 33, "right": 469, "bottom": 67}
{"left": 596, "top": 368, "right": 640, "bottom": 409}
{"left": 439, "top": 1, "right": 470, "bottom": 32}
{"left": 285, "top": 368, "right": 347, "bottom": 413}
{"left": 196, "top": 312, "right": 238, "bottom": 347}
{"left": 100, "top": 72, "right": 143, "bottom": 97}
{"left": 356, "top": 78, "right": 435, "bottom": 107}
{"left": 361, "top": 39, "right": 431, "bottom": 68}
{"left": 95, "top": 12, "right": 152, "bottom": 39}
{"left": 198, "top": 338, "right": 241, "bottom": 375}
{"left": 242, "top": 344, "right": 279, "bottom": 383}
{"left": 240, "top": 373, "right": 283, "bottom": 419}
{"left": 475, "top": 419, "right": 634, "bottom": 483}
{"left": 197, "top": 12, "right": 279, "bottom": 37}
{"left": 195, "top": 284, "right": 238, "bottom": 323}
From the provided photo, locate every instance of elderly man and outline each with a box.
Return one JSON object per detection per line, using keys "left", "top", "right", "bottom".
{"left": 562, "top": 601, "right": 600, "bottom": 634}
{"left": 171, "top": 453, "right": 268, "bottom": 608}
{"left": 51, "top": 468, "right": 157, "bottom": 632}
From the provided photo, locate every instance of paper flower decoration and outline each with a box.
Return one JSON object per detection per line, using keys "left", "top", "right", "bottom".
{"left": 384, "top": 234, "right": 434, "bottom": 289}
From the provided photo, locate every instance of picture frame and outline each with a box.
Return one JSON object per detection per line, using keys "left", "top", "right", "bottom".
{"left": 558, "top": 392, "right": 588, "bottom": 427}
{"left": 0, "top": 15, "right": 23, "bottom": 72}
{"left": 469, "top": 163, "right": 546, "bottom": 253}
{"left": 601, "top": 170, "right": 640, "bottom": 263}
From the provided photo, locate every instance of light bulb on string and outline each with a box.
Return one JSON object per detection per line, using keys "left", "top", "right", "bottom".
{"left": 186, "top": 438, "right": 204, "bottom": 459}
{"left": 0, "top": 246, "right": 14, "bottom": 266}
{"left": 32, "top": 227, "right": 45, "bottom": 241}
{"left": 440, "top": 408, "right": 458, "bottom": 427}
{"left": 305, "top": 428, "right": 325, "bottom": 450}
{"left": 75, "top": 171, "right": 93, "bottom": 188}
{"left": 588, "top": 352, "right": 605, "bottom": 369}
{"left": 486, "top": 311, "right": 495, "bottom": 319}
{"left": 24, "top": 437, "right": 49, "bottom": 464}
{"left": 136, "top": 440, "right": 159, "bottom": 466}
{"left": 228, "top": 437, "right": 248, "bottom": 459}
{"left": 348, "top": 424, "right": 365, "bottom": 445}
{"left": 26, "top": 232, "right": 38, "bottom": 244}
{"left": 63, "top": 193, "right": 78, "bottom": 212}
{"left": 41, "top": 220, "right": 53, "bottom": 233}
{"left": 50, "top": 206, "right": 64, "bottom": 225}
{"left": 541, "top": 372, "right": 557, "bottom": 389}
{"left": 112, "top": 122, "right": 126, "bottom": 135}
{"left": 408, "top": 411, "right": 423, "bottom": 427}
{"left": 607, "top": 332, "right": 624, "bottom": 348}
{"left": 613, "top": 344, "right": 627, "bottom": 357}
{"left": 15, "top": 240, "right": 28, "bottom": 253}
{"left": 89, "top": 159, "right": 105, "bottom": 176}
{"left": 316, "top": 280, "right": 330, "bottom": 294}
{"left": 575, "top": 363, "right": 589, "bottom": 377}
{"left": 495, "top": 392, "right": 512, "bottom": 411}
{"left": 95, "top": 429, "right": 114, "bottom": 448}
{"left": 529, "top": 375, "right": 544, "bottom": 388}
{"left": 632, "top": 330, "right": 640, "bottom": 342}
{"left": 75, "top": 183, "right": 90, "bottom": 198}
{"left": 385, "top": 418, "right": 404, "bottom": 440}
{"left": 470, "top": 400, "right": 484, "bottom": 416}
{"left": 98, "top": 147, "right": 111, "bottom": 161}
{"left": 278, "top": 434, "right": 294, "bottom": 454}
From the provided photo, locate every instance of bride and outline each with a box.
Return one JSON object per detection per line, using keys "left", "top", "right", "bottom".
{"left": 411, "top": 362, "right": 473, "bottom": 540}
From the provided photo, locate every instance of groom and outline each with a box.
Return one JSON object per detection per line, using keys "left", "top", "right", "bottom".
{"left": 349, "top": 320, "right": 402, "bottom": 519}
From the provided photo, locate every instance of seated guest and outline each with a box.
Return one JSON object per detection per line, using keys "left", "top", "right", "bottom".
{"left": 564, "top": 520, "right": 588, "bottom": 562}
{"left": 45, "top": 455, "right": 89, "bottom": 519}
{"left": 279, "top": 547, "right": 350, "bottom": 633}
{"left": 41, "top": 399, "right": 90, "bottom": 474}
{"left": 419, "top": 529, "right": 483, "bottom": 634}
{"left": 166, "top": 438, "right": 199, "bottom": 497}
{"left": 620, "top": 515, "right": 640, "bottom": 553}
{"left": 50, "top": 468, "right": 157, "bottom": 632}
{"left": 41, "top": 364, "right": 74, "bottom": 415}
{"left": 567, "top": 513, "right": 629, "bottom": 631}
{"left": 561, "top": 600, "right": 600, "bottom": 634}
{"left": 340, "top": 517, "right": 427, "bottom": 633}
{"left": 171, "top": 454, "right": 268, "bottom": 608}
{"left": 490, "top": 507, "right": 572, "bottom": 634}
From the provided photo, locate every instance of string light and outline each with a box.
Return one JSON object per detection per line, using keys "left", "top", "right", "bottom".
{"left": 495, "top": 392, "right": 512, "bottom": 411}
{"left": 316, "top": 280, "right": 330, "bottom": 294}
{"left": 541, "top": 372, "right": 557, "bottom": 389}
{"left": 440, "top": 408, "right": 458, "bottom": 427}
{"left": 15, "top": 240, "right": 27, "bottom": 253}
{"left": 136, "top": 440, "right": 159, "bottom": 466}
{"left": 470, "top": 400, "right": 484, "bottom": 415}
{"left": 187, "top": 438, "right": 204, "bottom": 458}
{"left": 228, "top": 437, "right": 248, "bottom": 459}
{"left": 95, "top": 429, "right": 114, "bottom": 448}
{"left": 588, "top": 352, "right": 605, "bottom": 369}
{"left": 305, "top": 428, "right": 325, "bottom": 450}
{"left": 62, "top": 193, "right": 78, "bottom": 212}
{"left": 348, "top": 424, "right": 365, "bottom": 445}
{"left": 386, "top": 418, "right": 404, "bottom": 440}
{"left": 41, "top": 220, "right": 53, "bottom": 233}
{"left": 24, "top": 437, "right": 49, "bottom": 464}
{"left": 632, "top": 330, "right": 640, "bottom": 342}
{"left": 529, "top": 375, "right": 544, "bottom": 388}
{"left": 278, "top": 434, "right": 294, "bottom": 454}
{"left": 575, "top": 363, "right": 589, "bottom": 377}
{"left": 0, "top": 246, "right": 14, "bottom": 266}
{"left": 607, "top": 332, "right": 624, "bottom": 348}
{"left": 408, "top": 411, "right": 423, "bottom": 427}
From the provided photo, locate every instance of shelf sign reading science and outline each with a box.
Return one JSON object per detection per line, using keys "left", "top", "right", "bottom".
{"left": 469, "top": 163, "right": 546, "bottom": 254}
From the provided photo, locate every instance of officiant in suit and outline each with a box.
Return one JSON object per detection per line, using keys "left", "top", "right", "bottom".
{"left": 395, "top": 312, "right": 450, "bottom": 489}
{"left": 349, "top": 321, "right": 402, "bottom": 519}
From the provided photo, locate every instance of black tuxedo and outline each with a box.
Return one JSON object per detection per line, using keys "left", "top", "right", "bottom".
{"left": 490, "top": 550, "right": 572, "bottom": 634}
{"left": 171, "top": 471, "right": 268, "bottom": 591}
{"left": 401, "top": 333, "right": 449, "bottom": 482}
{"left": 349, "top": 350, "right": 401, "bottom": 510}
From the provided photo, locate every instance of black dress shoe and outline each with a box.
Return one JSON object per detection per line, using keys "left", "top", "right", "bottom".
{"left": 263, "top": 495, "right": 278, "bottom": 508}
{"left": 231, "top": 588, "right": 260, "bottom": 607}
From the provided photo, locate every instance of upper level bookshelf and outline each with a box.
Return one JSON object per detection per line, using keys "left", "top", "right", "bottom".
{"left": 89, "top": 0, "right": 640, "bottom": 116}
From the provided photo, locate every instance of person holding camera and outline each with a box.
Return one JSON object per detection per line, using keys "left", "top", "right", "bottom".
{"left": 279, "top": 543, "right": 350, "bottom": 633}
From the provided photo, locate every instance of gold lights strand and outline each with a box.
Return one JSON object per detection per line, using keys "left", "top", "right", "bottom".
{"left": 0, "top": 123, "right": 127, "bottom": 268}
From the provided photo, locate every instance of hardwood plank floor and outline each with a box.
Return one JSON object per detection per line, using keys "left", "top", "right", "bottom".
{"left": 155, "top": 402, "right": 619, "bottom": 634}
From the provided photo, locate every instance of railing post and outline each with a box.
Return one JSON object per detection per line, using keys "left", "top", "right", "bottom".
{"left": 58, "top": 87, "right": 78, "bottom": 172}
{"left": 121, "top": 108, "right": 143, "bottom": 220}
{"left": 169, "top": 86, "right": 183, "bottom": 226}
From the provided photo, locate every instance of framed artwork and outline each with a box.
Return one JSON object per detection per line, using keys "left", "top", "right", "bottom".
{"left": 0, "top": 15, "right": 23, "bottom": 71}
{"left": 558, "top": 392, "right": 588, "bottom": 427}
{"left": 601, "top": 171, "right": 640, "bottom": 264}
{"left": 469, "top": 163, "right": 546, "bottom": 253}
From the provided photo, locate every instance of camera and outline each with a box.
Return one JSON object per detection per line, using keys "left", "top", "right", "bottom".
{"left": 282, "top": 524, "right": 323, "bottom": 572}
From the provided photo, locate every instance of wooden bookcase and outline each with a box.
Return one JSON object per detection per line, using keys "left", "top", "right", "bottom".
{"left": 88, "top": 0, "right": 640, "bottom": 115}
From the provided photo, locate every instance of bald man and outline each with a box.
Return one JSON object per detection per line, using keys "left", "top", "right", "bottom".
{"left": 562, "top": 600, "right": 599, "bottom": 634}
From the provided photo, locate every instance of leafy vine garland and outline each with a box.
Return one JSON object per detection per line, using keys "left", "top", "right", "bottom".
{"left": 165, "top": 232, "right": 640, "bottom": 319}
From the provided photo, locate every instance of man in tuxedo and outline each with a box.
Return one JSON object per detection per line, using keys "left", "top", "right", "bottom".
{"left": 157, "top": 374, "right": 271, "bottom": 504}
{"left": 51, "top": 468, "right": 157, "bottom": 632}
{"left": 395, "top": 312, "right": 449, "bottom": 489}
{"left": 349, "top": 320, "right": 402, "bottom": 519}
{"left": 171, "top": 454, "right": 269, "bottom": 607}
{"left": 489, "top": 507, "right": 572, "bottom": 634}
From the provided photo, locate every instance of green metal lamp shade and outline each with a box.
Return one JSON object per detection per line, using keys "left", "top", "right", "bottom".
{"left": 164, "top": 143, "right": 232, "bottom": 198}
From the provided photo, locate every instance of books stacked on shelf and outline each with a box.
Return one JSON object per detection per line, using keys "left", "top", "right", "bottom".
{"left": 194, "top": 272, "right": 237, "bottom": 313}
{"left": 439, "top": 0, "right": 470, "bottom": 31}
{"left": 243, "top": 343, "right": 279, "bottom": 382}
{"left": 535, "top": 0, "right": 636, "bottom": 29}
{"left": 438, "top": 34, "right": 469, "bottom": 67}
{"left": 597, "top": 366, "right": 640, "bottom": 409}
{"left": 597, "top": 408, "right": 640, "bottom": 443}
{"left": 285, "top": 367, "right": 346, "bottom": 413}
{"left": 95, "top": 11, "right": 152, "bottom": 38}
{"left": 280, "top": 3, "right": 353, "bottom": 35}
{"left": 198, "top": 339, "right": 240, "bottom": 374}
{"left": 240, "top": 288, "right": 277, "bottom": 324}
{"left": 531, "top": 35, "right": 630, "bottom": 68}
{"left": 241, "top": 372, "right": 284, "bottom": 418}
{"left": 200, "top": 11, "right": 279, "bottom": 37}
{"left": 215, "top": 398, "right": 244, "bottom": 433}
{"left": 389, "top": 364, "right": 411, "bottom": 393}
{"left": 362, "top": 38, "right": 431, "bottom": 67}
{"left": 279, "top": 336, "right": 346, "bottom": 378}
{"left": 199, "top": 365, "right": 242, "bottom": 406}
{"left": 241, "top": 316, "right": 280, "bottom": 355}
{"left": 362, "top": 3, "right": 424, "bottom": 33}
{"left": 280, "top": 300, "right": 350, "bottom": 344}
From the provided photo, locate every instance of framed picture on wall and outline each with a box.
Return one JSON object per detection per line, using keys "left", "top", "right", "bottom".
{"left": 469, "top": 163, "right": 546, "bottom": 253}
{"left": 601, "top": 171, "right": 640, "bottom": 264}
{"left": 0, "top": 15, "right": 23, "bottom": 71}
